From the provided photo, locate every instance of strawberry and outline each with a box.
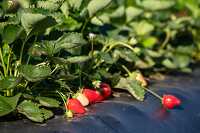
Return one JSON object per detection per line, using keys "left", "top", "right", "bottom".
{"left": 75, "top": 93, "right": 89, "bottom": 106}
{"left": 82, "top": 88, "right": 104, "bottom": 103}
{"left": 66, "top": 98, "right": 86, "bottom": 114}
{"left": 93, "top": 81, "right": 112, "bottom": 99}
{"left": 99, "top": 83, "right": 112, "bottom": 98}
{"left": 162, "top": 95, "right": 181, "bottom": 109}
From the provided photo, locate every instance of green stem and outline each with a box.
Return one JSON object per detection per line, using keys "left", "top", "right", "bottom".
{"left": 19, "top": 36, "right": 29, "bottom": 65}
{"left": 161, "top": 30, "right": 170, "bottom": 49}
{"left": 81, "top": 19, "right": 89, "bottom": 34}
{"left": 50, "top": 65, "right": 59, "bottom": 75}
{"left": 90, "top": 40, "right": 94, "bottom": 57}
{"left": 121, "top": 65, "right": 131, "bottom": 76}
{"left": 6, "top": 49, "right": 12, "bottom": 76}
{"left": 0, "top": 47, "right": 7, "bottom": 77}
{"left": 106, "top": 42, "right": 136, "bottom": 53}
{"left": 144, "top": 87, "right": 162, "bottom": 100}
{"left": 0, "top": 70, "right": 4, "bottom": 78}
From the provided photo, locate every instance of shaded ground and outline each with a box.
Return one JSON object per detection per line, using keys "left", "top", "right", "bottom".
{"left": 0, "top": 69, "right": 200, "bottom": 133}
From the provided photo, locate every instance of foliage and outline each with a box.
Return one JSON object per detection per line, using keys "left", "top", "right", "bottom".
{"left": 0, "top": 0, "right": 199, "bottom": 122}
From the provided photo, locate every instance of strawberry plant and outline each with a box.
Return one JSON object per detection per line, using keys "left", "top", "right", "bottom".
{"left": 0, "top": 0, "right": 199, "bottom": 122}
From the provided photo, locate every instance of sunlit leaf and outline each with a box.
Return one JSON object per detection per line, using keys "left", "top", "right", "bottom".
{"left": 36, "top": 97, "right": 60, "bottom": 108}
{"left": 87, "top": 0, "right": 112, "bottom": 17}
{"left": 115, "top": 78, "right": 145, "bottom": 101}
{"left": 139, "top": 0, "right": 175, "bottom": 11}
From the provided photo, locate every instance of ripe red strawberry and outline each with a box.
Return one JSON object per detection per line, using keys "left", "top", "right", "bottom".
{"left": 82, "top": 88, "right": 104, "bottom": 103}
{"left": 99, "top": 83, "right": 112, "bottom": 98}
{"left": 162, "top": 95, "right": 181, "bottom": 109}
{"left": 66, "top": 99, "right": 86, "bottom": 114}
{"left": 93, "top": 81, "right": 112, "bottom": 99}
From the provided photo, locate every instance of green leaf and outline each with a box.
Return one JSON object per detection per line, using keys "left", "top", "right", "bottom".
{"left": 174, "top": 54, "right": 190, "bottom": 68}
{"left": 19, "top": 9, "right": 57, "bottom": 36}
{"left": 162, "top": 59, "right": 176, "bottom": 69}
{"left": 131, "top": 21, "right": 154, "bottom": 36}
{"left": 30, "top": 33, "right": 86, "bottom": 56}
{"left": 0, "top": 93, "right": 21, "bottom": 117}
{"left": 66, "top": 56, "right": 91, "bottom": 63}
{"left": 17, "top": 100, "right": 44, "bottom": 123}
{"left": 0, "top": 77, "right": 21, "bottom": 91}
{"left": 40, "top": 108, "right": 53, "bottom": 120}
{"left": 36, "top": 97, "right": 60, "bottom": 108}
{"left": 139, "top": 0, "right": 175, "bottom": 11}
{"left": 60, "top": 1, "right": 69, "bottom": 17}
{"left": 55, "top": 33, "right": 87, "bottom": 50}
{"left": 110, "top": 6, "right": 125, "bottom": 18}
{"left": 98, "top": 52, "right": 114, "bottom": 64}
{"left": 17, "top": 0, "right": 31, "bottom": 8}
{"left": 87, "top": 0, "right": 112, "bottom": 17}
{"left": 68, "top": 0, "right": 83, "bottom": 10}
{"left": 37, "top": 0, "right": 62, "bottom": 11}
{"left": 119, "top": 49, "right": 139, "bottom": 62}
{"left": 18, "top": 65, "right": 51, "bottom": 82}
{"left": 126, "top": 6, "right": 143, "bottom": 22}
{"left": 115, "top": 78, "right": 145, "bottom": 101}
{"left": 2, "top": 24, "right": 23, "bottom": 44}
{"left": 142, "top": 37, "right": 157, "bottom": 48}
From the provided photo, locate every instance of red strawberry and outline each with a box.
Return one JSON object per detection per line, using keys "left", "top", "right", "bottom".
{"left": 93, "top": 81, "right": 112, "bottom": 99}
{"left": 66, "top": 99, "right": 86, "bottom": 114}
{"left": 162, "top": 95, "right": 181, "bottom": 109}
{"left": 100, "top": 83, "right": 112, "bottom": 98}
{"left": 82, "top": 88, "right": 104, "bottom": 103}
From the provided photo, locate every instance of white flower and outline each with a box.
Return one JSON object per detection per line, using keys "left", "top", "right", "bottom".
{"left": 89, "top": 33, "right": 96, "bottom": 40}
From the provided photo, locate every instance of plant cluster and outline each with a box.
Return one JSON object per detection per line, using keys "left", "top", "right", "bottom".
{"left": 0, "top": 0, "right": 199, "bottom": 122}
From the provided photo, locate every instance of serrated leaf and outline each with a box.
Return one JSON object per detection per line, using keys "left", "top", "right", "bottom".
{"left": 98, "top": 52, "right": 114, "bottom": 64}
{"left": 162, "top": 59, "right": 176, "bottom": 69}
{"left": 68, "top": 0, "right": 83, "bottom": 10}
{"left": 40, "top": 108, "right": 53, "bottom": 120}
{"left": 17, "top": 100, "right": 44, "bottom": 123}
{"left": 2, "top": 24, "right": 23, "bottom": 44}
{"left": 87, "top": 0, "right": 112, "bottom": 17}
{"left": 18, "top": 65, "right": 51, "bottom": 82}
{"left": 60, "top": 1, "right": 69, "bottom": 17}
{"left": 36, "top": 97, "right": 60, "bottom": 108}
{"left": 174, "top": 54, "right": 190, "bottom": 68}
{"left": 110, "top": 6, "right": 125, "bottom": 18}
{"left": 30, "top": 33, "right": 86, "bottom": 56}
{"left": 66, "top": 56, "right": 91, "bottom": 63}
{"left": 17, "top": 100, "right": 54, "bottom": 122}
{"left": 37, "top": 0, "right": 62, "bottom": 11}
{"left": 0, "top": 93, "right": 21, "bottom": 117}
{"left": 115, "top": 78, "right": 145, "bottom": 101}
{"left": 19, "top": 9, "right": 57, "bottom": 36}
{"left": 0, "top": 77, "right": 21, "bottom": 91}
{"left": 55, "top": 33, "right": 87, "bottom": 50}
{"left": 119, "top": 49, "right": 139, "bottom": 62}
{"left": 126, "top": 6, "right": 143, "bottom": 22}
{"left": 131, "top": 21, "right": 154, "bottom": 36}
{"left": 139, "top": 0, "right": 175, "bottom": 11}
